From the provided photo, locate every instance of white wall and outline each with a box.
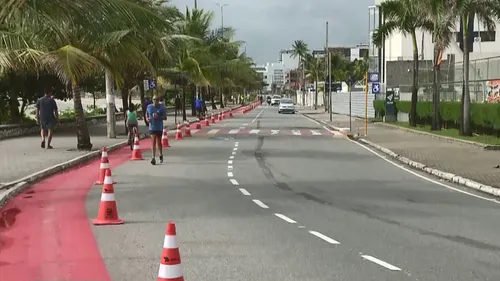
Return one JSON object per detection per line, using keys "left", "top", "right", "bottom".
{"left": 331, "top": 92, "right": 375, "bottom": 118}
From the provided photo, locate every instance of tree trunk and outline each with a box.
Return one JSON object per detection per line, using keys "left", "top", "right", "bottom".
{"left": 121, "top": 87, "right": 129, "bottom": 134}
{"left": 461, "top": 15, "right": 472, "bottom": 136}
{"left": 409, "top": 31, "right": 419, "bottom": 127}
{"left": 105, "top": 69, "right": 116, "bottom": 138}
{"left": 72, "top": 83, "right": 93, "bottom": 151}
{"left": 314, "top": 78, "right": 318, "bottom": 110}
{"left": 182, "top": 83, "right": 187, "bottom": 121}
{"left": 431, "top": 47, "right": 442, "bottom": 131}
{"left": 191, "top": 84, "right": 196, "bottom": 116}
{"left": 138, "top": 77, "right": 147, "bottom": 126}
{"left": 220, "top": 87, "right": 225, "bottom": 108}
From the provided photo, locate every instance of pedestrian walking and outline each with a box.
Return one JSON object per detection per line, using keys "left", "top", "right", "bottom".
{"left": 145, "top": 95, "right": 167, "bottom": 165}
{"left": 194, "top": 97, "right": 202, "bottom": 119}
{"left": 35, "top": 87, "right": 59, "bottom": 149}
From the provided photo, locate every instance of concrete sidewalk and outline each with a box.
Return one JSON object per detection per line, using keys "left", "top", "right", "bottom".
{"left": 301, "top": 109, "right": 500, "bottom": 193}
{"left": 0, "top": 104, "right": 240, "bottom": 185}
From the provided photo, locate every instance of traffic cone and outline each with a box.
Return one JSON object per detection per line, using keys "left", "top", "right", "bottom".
{"left": 161, "top": 128, "right": 171, "bottom": 148}
{"left": 221, "top": 111, "right": 225, "bottom": 120}
{"left": 131, "top": 134, "right": 143, "bottom": 160}
{"left": 195, "top": 117, "right": 201, "bottom": 129}
{"left": 229, "top": 111, "right": 233, "bottom": 117}
{"left": 157, "top": 222, "right": 184, "bottom": 281}
{"left": 95, "top": 147, "right": 115, "bottom": 185}
{"left": 204, "top": 115, "right": 210, "bottom": 126}
{"left": 184, "top": 122, "right": 192, "bottom": 137}
{"left": 210, "top": 113, "right": 215, "bottom": 123}
{"left": 175, "top": 123, "right": 183, "bottom": 140}
{"left": 92, "top": 169, "right": 124, "bottom": 225}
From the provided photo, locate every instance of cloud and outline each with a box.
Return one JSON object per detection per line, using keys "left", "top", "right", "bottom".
{"left": 170, "top": 0, "right": 373, "bottom": 64}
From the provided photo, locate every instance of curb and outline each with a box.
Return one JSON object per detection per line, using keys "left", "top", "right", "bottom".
{"left": 0, "top": 133, "right": 148, "bottom": 208}
{"left": 0, "top": 104, "right": 250, "bottom": 208}
{"left": 376, "top": 122, "right": 500, "bottom": 151}
{"left": 356, "top": 137, "right": 500, "bottom": 198}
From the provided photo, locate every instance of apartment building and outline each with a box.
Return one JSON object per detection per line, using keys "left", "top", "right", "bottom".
{"left": 312, "top": 44, "right": 369, "bottom": 62}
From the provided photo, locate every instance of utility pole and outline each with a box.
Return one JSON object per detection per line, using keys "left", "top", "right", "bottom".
{"left": 326, "top": 21, "right": 332, "bottom": 122}
{"left": 194, "top": 0, "right": 197, "bottom": 9}
{"left": 216, "top": 2, "right": 228, "bottom": 107}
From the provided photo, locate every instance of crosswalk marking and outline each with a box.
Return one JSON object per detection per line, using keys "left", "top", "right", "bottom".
{"left": 249, "top": 129, "right": 260, "bottom": 134}
{"left": 207, "top": 129, "right": 219, "bottom": 134}
{"left": 228, "top": 129, "right": 239, "bottom": 134}
{"left": 191, "top": 129, "right": 199, "bottom": 134}
{"left": 271, "top": 130, "right": 279, "bottom": 135}
{"left": 311, "top": 130, "right": 321, "bottom": 135}
{"left": 292, "top": 130, "right": 301, "bottom": 135}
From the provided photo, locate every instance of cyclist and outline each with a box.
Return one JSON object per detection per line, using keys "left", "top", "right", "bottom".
{"left": 126, "top": 104, "right": 138, "bottom": 149}
{"left": 146, "top": 95, "right": 167, "bottom": 165}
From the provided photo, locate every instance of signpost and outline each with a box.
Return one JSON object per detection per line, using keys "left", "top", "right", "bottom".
{"left": 372, "top": 82, "right": 380, "bottom": 94}
{"left": 346, "top": 75, "right": 356, "bottom": 132}
{"left": 385, "top": 88, "right": 396, "bottom": 122}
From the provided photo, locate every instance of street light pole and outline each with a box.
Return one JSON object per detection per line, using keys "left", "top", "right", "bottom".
{"left": 326, "top": 22, "right": 332, "bottom": 122}
{"left": 216, "top": 3, "right": 228, "bottom": 37}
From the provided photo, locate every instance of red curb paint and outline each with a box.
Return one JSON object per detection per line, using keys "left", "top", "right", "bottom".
{"left": 0, "top": 146, "right": 135, "bottom": 281}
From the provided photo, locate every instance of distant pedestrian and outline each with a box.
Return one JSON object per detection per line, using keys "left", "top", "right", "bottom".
{"left": 146, "top": 95, "right": 167, "bottom": 165}
{"left": 194, "top": 97, "right": 202, "bottom": 119}
{"left": 35, "top": 87, "right": 59, "bottom": 149}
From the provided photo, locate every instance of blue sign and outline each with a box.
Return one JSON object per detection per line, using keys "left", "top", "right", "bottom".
{"left": 149, "top": 79, "right": 157, "bottom": 89}
{"left": 372, "top": 82, "right": 380, "bottom": 94}
{"left": 368, "top": 72, "right": 380, "bottom": 83}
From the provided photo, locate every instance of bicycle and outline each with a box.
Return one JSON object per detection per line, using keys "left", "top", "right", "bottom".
{"left": 128, "top": 126, "right": 138, "bottom": 150}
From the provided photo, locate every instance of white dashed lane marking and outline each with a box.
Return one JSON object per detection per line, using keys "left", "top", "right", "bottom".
{"left": 309, "top": 230, "right": 340, "bottom": 244}
{"left": 229, "top": 156, "right": 234, "bottom": 159}
{"left": 252, "top": 199, "right": 269, "bottom": 209}
{"left": 230, "top": 179, "right": 239, "bottom": 186}
{"left": 274, "top": 213, "right": 297, "bottom": 224}
{"left": 361, "top": 255, "right": 401, "bottom": 271}
{"left": 227, "top": 172, "right": 233, "bottom": 177}
{"left": 239, "top": 188, "right": 251, "bottom": 196}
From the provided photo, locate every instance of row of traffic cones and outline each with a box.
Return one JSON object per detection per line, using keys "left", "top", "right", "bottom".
{"left": 89, "top": 106, "right": 247, "bottom": 280}
{"left": 93, "top": 167, "right": 185, "bottom": 280}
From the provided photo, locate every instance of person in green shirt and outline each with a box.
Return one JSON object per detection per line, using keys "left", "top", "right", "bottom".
{"left": 126, "top": 104, "right": 139, "bottom": 145}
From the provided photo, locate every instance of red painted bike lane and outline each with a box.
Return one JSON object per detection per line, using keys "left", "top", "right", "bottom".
{"left": 0, "top": 141, "right": 149, "bottom": 281}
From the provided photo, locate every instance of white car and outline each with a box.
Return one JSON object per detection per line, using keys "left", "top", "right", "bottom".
{"left": 278, "top": 98, "right": 295, "bottom": 114}
{"left": 270, "top": 95, "right": 281, "bottom": 106}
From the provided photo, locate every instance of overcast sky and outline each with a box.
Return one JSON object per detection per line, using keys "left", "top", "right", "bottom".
{"left": 170, "top": 0, "right": 373, "bottom": 64}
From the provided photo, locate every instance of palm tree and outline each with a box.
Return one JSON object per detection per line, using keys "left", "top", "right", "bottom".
{"left": 421, "top": 0, "right": 456, "bottom": 130}
{"left": 291, "top": 40, "right": 309, "bottom": 104}
{"left": 373, "top": 0, "right": 429, "bottom": 127}
{"left": 454, "top": 0, "right": 500, "bottom": 135}
{"left": 304, "top": 54, "right": 322, "bottom": 110}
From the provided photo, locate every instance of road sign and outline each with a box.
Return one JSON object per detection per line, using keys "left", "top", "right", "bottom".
{"left": 368, "top": 72, "right": 380, "bottom": 83}
{"left": 143, "top": 79, "right": 149, "bottom": 91}
{"left": 372, "top": 82, "right": 380, "bottom": 94}
{"left": 149, "top": 79, "right": 157, "bottom": 89}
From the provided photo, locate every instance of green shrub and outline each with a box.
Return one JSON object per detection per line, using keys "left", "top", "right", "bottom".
{"left": 394, "top": 101, "right": 500, "bottom": 136}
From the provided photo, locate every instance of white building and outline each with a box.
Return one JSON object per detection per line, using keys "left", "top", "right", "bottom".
{"left": 253, "top": 50, "right": 300, "bottom": 92}
{"left": 370, "top": 0, "right": 500, "bottom": 87}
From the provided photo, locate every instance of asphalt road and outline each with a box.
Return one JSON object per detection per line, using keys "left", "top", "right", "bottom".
{"left": 87, "top": 104, "right": 500, "bottom": 280}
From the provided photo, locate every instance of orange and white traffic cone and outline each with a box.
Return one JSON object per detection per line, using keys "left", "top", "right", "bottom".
{"left": 161, "top": 128, "right": 171, "bottom": 148}
{"left": 92, "top": 169, "right": 124, "bottom": 225}
{"left": 195, "top": 117, "right": 201, "bottom": 129}
{"left": 157, "top": 222, "right": 184, "bottom": 281}
{"left": 175, "top": 123, "right": 183, "bottom": 140}
{"left": 229, "top": 110, "right": 233, "bottom": 117}
{"left": 131, "top": 134, "right": 143, "bottom": 160}
{"left": 184, "top": 122, "right": 192, "bottom": 137}
{"left": 221, "top": 111, "right": 225, "bottom": 120}
{"left": 210, "top": 113, "right": 215, "bottom": 123}
{"left": 204, "top": 115, "right": 210, "bottom": 126}
{"left": 95, "top": 146, "right": 115, "bottom": 185}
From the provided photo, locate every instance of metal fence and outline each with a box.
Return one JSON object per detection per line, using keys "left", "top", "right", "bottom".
{"left": 370, "top": 55, "right": 500, "bottom": 103}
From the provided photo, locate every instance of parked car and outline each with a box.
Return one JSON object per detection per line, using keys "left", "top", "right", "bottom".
{"left": 278, "top": 98, "right": 295, "bottom": 114}
{"left": 270, "top": 95, "right": 281, "bottom": 106}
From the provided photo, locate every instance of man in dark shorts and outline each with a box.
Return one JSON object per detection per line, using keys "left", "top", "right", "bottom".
{"left": 146, "top": 95, "right": 167, "bottom": 165}
{"left": 35, "top": 88, "right": 59, "bottom": 149}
